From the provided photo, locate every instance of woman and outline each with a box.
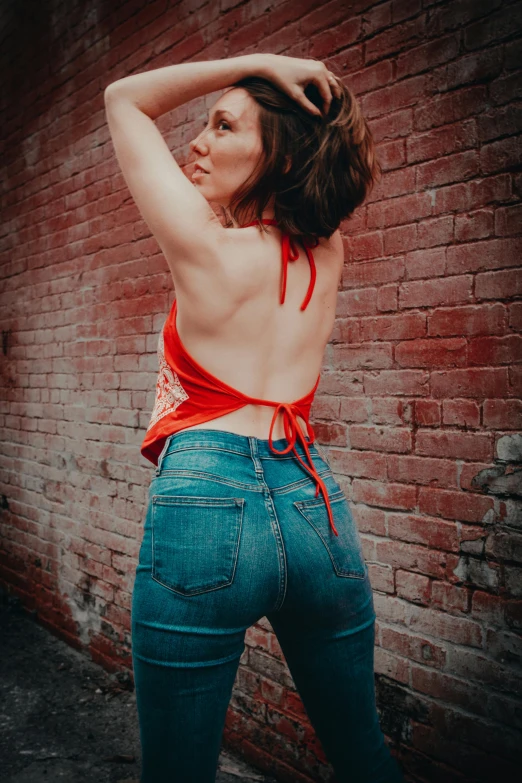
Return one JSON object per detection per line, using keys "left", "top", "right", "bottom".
{"left": 105, "top": 53, "right": 404, "bottom": 782}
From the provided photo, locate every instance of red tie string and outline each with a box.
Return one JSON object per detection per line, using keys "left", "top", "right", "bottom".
{"left": 267, "top": 403, "right": 339, "bottom": 537}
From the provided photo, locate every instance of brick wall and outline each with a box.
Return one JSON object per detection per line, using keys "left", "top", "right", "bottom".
{"left": 1, "top": 1, "right": 521, "bottom": 781}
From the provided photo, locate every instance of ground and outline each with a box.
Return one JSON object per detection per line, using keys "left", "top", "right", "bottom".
{"left": 0, "top": 591, "right": 278, "bottom": 783}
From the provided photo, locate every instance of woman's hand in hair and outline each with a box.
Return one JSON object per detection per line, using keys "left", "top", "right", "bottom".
{"left": 259, "top": 53, "right": 342, "bottom": 117}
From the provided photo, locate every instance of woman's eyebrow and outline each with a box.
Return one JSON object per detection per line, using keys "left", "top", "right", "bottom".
{"left": 209, "top": 108, "right": 237, "bottom": 121}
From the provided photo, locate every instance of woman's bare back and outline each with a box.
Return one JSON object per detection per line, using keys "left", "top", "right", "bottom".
{"left": 172, "top": 223, "right": 344, "bottom": 440}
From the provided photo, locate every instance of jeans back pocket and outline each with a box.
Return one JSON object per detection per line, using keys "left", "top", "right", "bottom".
{"left": 294, "top": 492, "right": 367, "bottom": 579}
{"left": 151, "top": 495, "right": 245, "bottom": 596}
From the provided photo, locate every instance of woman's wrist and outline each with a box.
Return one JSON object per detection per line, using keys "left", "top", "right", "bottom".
{"left": 105, "top": 54, "right": 269, "bottom": 118}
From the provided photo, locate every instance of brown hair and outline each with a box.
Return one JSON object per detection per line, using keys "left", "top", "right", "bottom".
{"left": 220, "top": 75, "right": 380, "bottom": 244}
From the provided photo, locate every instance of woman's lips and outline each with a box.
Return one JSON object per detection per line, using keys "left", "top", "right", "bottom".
{"left": 192, "top": 166, "right": 209, "bottom": 179}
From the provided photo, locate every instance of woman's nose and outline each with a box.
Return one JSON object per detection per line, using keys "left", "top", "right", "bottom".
{"left": 189, "top": 131, "right": 208, "bottom": 153}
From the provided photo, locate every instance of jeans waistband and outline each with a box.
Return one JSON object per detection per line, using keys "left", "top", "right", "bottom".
{"left": 160, "top": 427, "right": 319, "bottom": 461}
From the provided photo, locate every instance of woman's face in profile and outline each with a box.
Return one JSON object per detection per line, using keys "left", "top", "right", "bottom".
{"left": 188, "top": 87, "right": 263, "bottom": 211}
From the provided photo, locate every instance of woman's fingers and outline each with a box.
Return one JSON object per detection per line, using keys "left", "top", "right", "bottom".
{"left": 313, "top": 64, "right": 342, "bottom": 115}
{"left": 327, "top": 70, "right": 342, "bottom": 99}
{"left": 260, "top": 54, "right": 342, "bottom": 117}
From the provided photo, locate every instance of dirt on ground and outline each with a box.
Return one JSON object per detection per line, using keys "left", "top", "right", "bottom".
{"left": 0, "top": 591, "right": 278, "bottom": 783}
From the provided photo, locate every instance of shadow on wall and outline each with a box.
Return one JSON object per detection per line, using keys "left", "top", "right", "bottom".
{"left": 3, "top": 0, "right": 114, "bottom": 163}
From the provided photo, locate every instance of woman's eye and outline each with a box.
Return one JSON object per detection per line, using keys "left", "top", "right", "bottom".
{"left": 217, "top": 120, "right": 230, "bottom": 130}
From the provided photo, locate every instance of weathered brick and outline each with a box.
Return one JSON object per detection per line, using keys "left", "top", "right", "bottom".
{"left": 6, "top": 3, "right": 522, "bottom": 780}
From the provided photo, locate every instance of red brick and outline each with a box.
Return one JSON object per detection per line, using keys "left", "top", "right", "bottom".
{"left": 471, "top": 590, "right": 506, "bottom": 626}
{"left": 481, "top": 136, "right": 522, "bottom": 175}
{"left": 376, "top": 539, "right": 447, "bottom": 578}
{"left": 410, "top": 603, "right": 483, "bottom": 647}
{"left": 414, "top": 85, "right": 488, "bottom": 131}
{"left": 377, "top": 138, "right": 406, "bottom": 171}
{"left": 267, "top": 0, "right": 322, "bottom": 31}
{"left": 353, "top": 504, "right": 387, "bottom": 536}
{"left": 483, "top": 399, "right": 522, "bottom": 430}
{"left": 334, "top": 318, "right": 362, "bottom": 343}
{"left": 359, "top": 312, "right": 425, "bottom": 341}
{"left": 326, "top": 44, "right": 364, "bottom": 75}
{"left": 418, "top": 486, "right": 494, "bottom": 523}
{"left": 228, "top": 10, "right": 272, "bottom": 52}
{"left": 447, "top": 646, "right": 522, "bottom": 698}
{"left": 374, "top": 647, "right": 410, "bottom": 683}
{"left": 509, "top": 302, "right": 522, "bottom": 331}
{"left": 261, "top": 21, "right": 303, "bottom": 55}
{"left": 332, "top": 342, "right": 393, "bottom": 369}
{"left": 361, "top": 0, "right": 392, "bottom": 36}
{"left": 367, "top": 192, "right": 432, "bottom": 229}
{"left": 446, "top": 237, "right": 522, "bottom": 274}
{"left": 337, "top": 287, "right": 377, "bottom": 316}
{"left": 417, "top": 215, "right": 454, "bottom": 248}
{"left": 388, "top": 450, "right": 457, "bottom": 487}
{"left": 414, "top": 399, "right": 441, "bottom": 426}
{"left": 377, "top": 283, "right": 399, "bottom": 312}
{"left": 431, "top": 367, "right": 509, "bottom": 399}
{"left": 510, "top": 366, "right": 522, "bottom": 399}
{"left": 428, "top": 304, "right": 507, "bottom": 336}
{"left": 455, "top": 208, "right": 494, "bottom": 241}
{"left": 363, "top": 369, "right": 431, "bottom": 396}
{"left": 328, "top": 446, "right": 388, "bottom": 480}
{"left": 368, "top": 108, "right": 414, "bottom": 144}
{"left": 368, "top": 563, "right": 395, "bottom": 592}
{"left": 468, "top": 174, "right": 512, "bottom": 208}
{"left": 442, "top": 399, "right": 481, "bottom": 428}
{"left": 300, "top": 0, "right": 358, "bottom": 36}
{"left": 389, "top": 511, "right": 459, "bottom": 548}
{"left": 411, "top": 666, "right": 488, "bottom": 718}
{"left": 396, "top": 569, "right": 432, "bottom": 604}
{"left": 365, "top": 16, "right": 426, "bottom": 63}
{"left": 478, "top": 104, "right": 522, "bottom": 142}
{"left": 417, "top": 150, "right": 479, "bottom": 189}
{"left": 426, "top": 0, "right": 502, "bottom": 35}
{"left": 352, "top": 478, "right": 417, "bottom": 510}
{"left": 345, "top": 231, "right": 383, "bottom": 260}
{"left": 381, "top": 625, "right": 447, "bottom": 667}
{"left": 431, "top": 581, "right": 470, "bottom": 614}
{"left": 495, "top": 204, "right": 522, "bottom": 236}
{"left": 396, "top": 33, "right": 459, "bottom": 79}
{"left": 348, "top": 424, "right": 412, "bottom": 452}
{"left": 399, "top": 275, "right": 473, "bottom": 309}
{"left": 308, "top": 17, "right": 362, "bottom": 58}
{"left": 342, "top": 257, "right": 404, "bottom": 288}
{"left": 407, "top": 119, "right": 477, "bottom": 164}
{"left": 384, "top": 223, "right": 418, "bottom": 254}
{"left": 490, "top": 71, "right": 522, "bottom": 106}
{"left": 349, "top": 60, "right": 394, "bottom": 95}
{"left": 362, "top": 75, "right": 425, "bottom": 119}
{"left": 404, "top": 248, "right": 446, "bottom": 280}
{"left": 475, "top": 268, "right": 522, "bottom": 300}
{"left": 415, "top": 429, "right": 492, "bottom": 462}
{"left": 469, "top": 336, "right": 522, "bottom": 366}
{"left": 396, "top": 337, "right": 467, "bottom": 368}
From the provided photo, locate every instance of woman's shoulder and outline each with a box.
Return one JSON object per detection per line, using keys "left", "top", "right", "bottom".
{"left": 217, "top": 223, "right": 344, "bottom": 299}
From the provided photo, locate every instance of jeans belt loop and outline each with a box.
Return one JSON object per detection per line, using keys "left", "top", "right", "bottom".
{"left": 155, "top": 433, "right": 175, "bottom": 476}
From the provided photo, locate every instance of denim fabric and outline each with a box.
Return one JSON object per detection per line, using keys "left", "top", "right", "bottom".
{"left": 131, "top": 429, "right": 405, "bottom": 783}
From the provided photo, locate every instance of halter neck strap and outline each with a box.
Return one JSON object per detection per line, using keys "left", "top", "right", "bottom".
{"left": 238, "top": 218, "right": 317, "bottom": 311}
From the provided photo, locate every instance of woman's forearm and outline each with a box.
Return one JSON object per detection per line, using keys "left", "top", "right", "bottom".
{"left": 104, "top": 55, "right": 268, "bottom": 119}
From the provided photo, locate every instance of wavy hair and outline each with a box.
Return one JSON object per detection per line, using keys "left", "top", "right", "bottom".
{"left": 220, "top": 75, "right": 380, "bottom": 244}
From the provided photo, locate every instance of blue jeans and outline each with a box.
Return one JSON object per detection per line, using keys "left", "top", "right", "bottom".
{"left": 131, "top": 429, "right": 404, "bottom": 783}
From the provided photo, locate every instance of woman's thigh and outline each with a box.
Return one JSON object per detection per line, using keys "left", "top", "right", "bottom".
{"left": 130, "top": 430, "right": 394, "bottom": 780}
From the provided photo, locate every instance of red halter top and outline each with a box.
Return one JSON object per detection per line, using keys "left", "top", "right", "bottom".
{"left": 140, "top": 218, "right": 339, "bottom": 536}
